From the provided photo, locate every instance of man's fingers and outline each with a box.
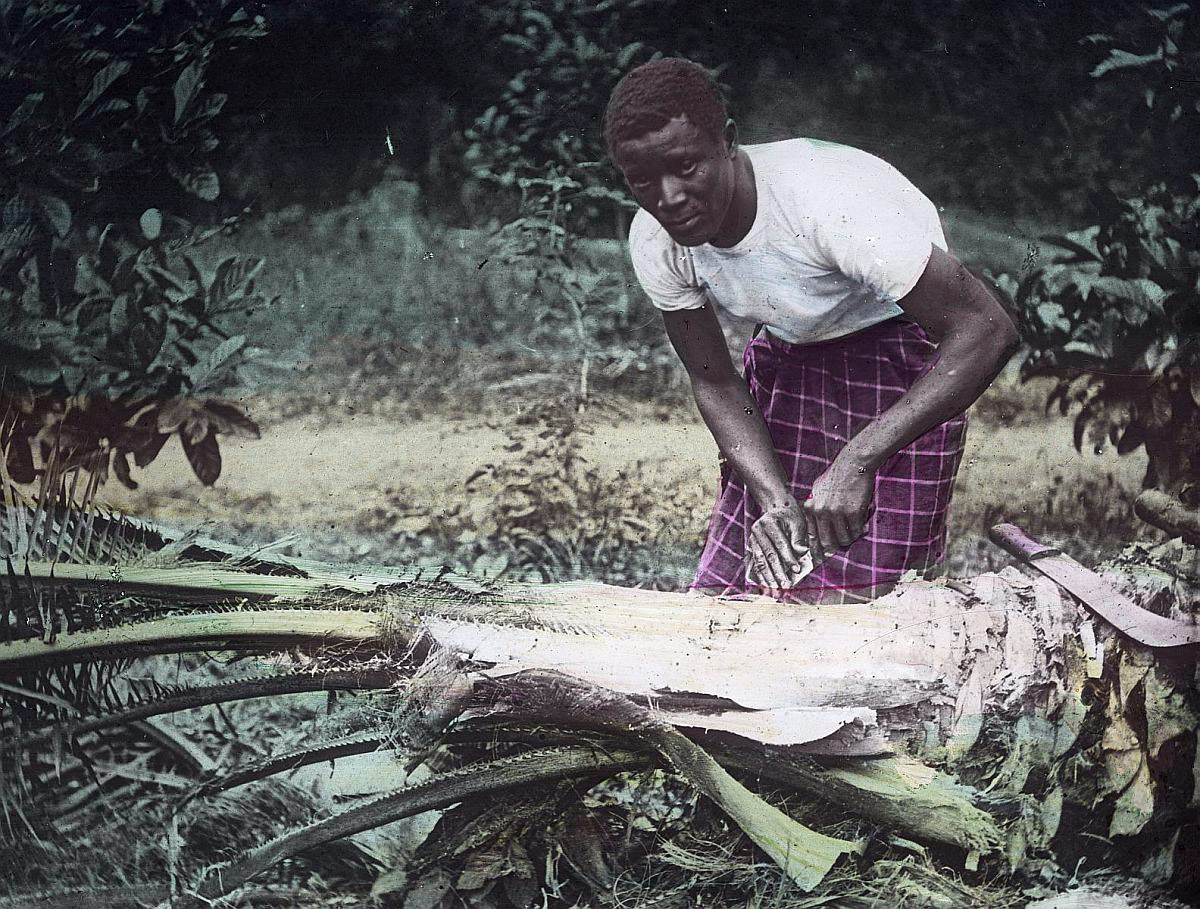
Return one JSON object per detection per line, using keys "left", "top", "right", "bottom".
{"left": 787, "top": 518, "right": 807, "bottom": 557}
{"left": 776, "top": 512, "right": 810, "bottom": 577}
{"left": 800, "top": 507, "right": 821, "bottom": 562}
{"left": 750, "top": 519, "right": 796, "bottom": 590}
{"left": 849, "top": 508, "right": 870, "bottom": 544}
{"left": 814, "top": 513, "right": 839, "bottom": 561}
{"left": 831, "top": 512, "right": 856, "bottom": 549}
{"left": 746, "top": 551, "right": 763, "bottom": 587}
{"left": 759, "top": 534, "right": 790, "bottom": 589}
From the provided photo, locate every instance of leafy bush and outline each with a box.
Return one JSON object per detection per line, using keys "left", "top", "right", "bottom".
{"left": 1016, "top": 3, "right": 1199, "bottom": 502}
{"left": 463, "top": 2, "right": 652, "bottom": 237}
{"left": 0, "top": 1, "right": 272, "bottom": 499}
{"left": 447, "top": 401, "right": 693, "bottom": 587}
{"left": 462, "top": 3, "right": 686, "bottom": 395}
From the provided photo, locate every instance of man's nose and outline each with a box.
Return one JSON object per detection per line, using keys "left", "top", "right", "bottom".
{"left": 657, "top": 175, "right": 688, "bottom": 211}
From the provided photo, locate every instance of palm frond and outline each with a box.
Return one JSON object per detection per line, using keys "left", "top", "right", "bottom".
{"left": 181, "top": 745, "right": 651, "bottom": 907}
{"left": 195, "top": 731, "right": 385, "bottom": 798}
{"left": 8, "top": 669, "right": 396, "bottom": 757}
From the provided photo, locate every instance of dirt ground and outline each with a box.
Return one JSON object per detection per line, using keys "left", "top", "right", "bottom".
{"left": 99, "top": 380, "right": 1147, "bottom": 578}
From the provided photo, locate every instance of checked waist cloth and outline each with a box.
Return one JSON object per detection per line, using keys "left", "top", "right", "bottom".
{"left": 692, "top": 317, "right": 968, "bottom": 602}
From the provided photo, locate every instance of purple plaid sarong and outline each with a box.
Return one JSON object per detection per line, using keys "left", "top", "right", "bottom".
{"left": 692, "top": 318, "right": 968, "bottom": 602}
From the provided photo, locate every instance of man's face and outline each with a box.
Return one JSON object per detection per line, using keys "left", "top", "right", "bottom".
{"left": 612, "top": 113, "right": 737, "bottom": 247}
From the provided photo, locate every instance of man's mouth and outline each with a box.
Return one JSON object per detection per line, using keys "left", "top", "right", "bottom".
{"left": 665, "top": 213, "right": 702, "bottom": 233}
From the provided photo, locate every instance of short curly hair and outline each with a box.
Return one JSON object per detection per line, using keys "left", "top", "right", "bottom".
{"left": 604, "top": 58, "right": 728, "bottom": 156}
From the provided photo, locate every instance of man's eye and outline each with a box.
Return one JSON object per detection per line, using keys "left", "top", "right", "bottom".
{"left": 679, "top": 160, "right": 698, "bottom": 176}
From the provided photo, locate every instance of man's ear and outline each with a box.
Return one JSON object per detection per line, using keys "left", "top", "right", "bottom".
{"left": 722, "top": 119, "right": 739, "bottom": 157}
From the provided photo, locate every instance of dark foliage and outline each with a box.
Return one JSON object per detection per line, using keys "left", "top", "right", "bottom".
{"left": 1, "top": 0, "right": 273, "bottom": 497}
{"left": 210, "top": 1, "right": 1147, "bottom": 222}
{"left": 1017, "top": 3, "right": 1200, "bottom": 500}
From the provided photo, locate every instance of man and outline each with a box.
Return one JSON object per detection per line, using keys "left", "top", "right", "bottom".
{"left": 605, "top": 58, "right": 1019, "bottom": 602}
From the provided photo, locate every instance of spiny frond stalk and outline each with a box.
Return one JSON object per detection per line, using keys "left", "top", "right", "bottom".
{"left": 16, "top": 561, "right": 405, "bottom": 600}
{"left": 0, "top": 608, "right": 387, "bottom": 667}
{"left": 8, "top": 669, "right": 396, "bottom": 754}
{"left": 194, "top": 732, "right": 385, "bottom": 797}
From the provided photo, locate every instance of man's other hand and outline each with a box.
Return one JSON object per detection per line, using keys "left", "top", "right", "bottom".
{"left": 804, "top": 460, "right": 876, "bottom": 561}
{"left": 747, "top": 500, "right": 813, "bottom": 591}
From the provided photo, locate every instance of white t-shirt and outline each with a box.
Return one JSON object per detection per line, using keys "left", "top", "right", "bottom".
{"left": 628, "top": 138, "right": 947, "bottom": 344}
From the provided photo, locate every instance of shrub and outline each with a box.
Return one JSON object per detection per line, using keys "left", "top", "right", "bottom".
{"left": 0, "top": 1, "right": 272, "bottom": 500}
{"left": 448, "top": 400, "right": 694, "bottom": 587}
{"left": 1016, "top": 3, "right": 1199, "bottom": 502}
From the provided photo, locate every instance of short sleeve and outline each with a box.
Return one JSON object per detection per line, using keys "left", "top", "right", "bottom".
{"left": 627, "top": 210, "right": 708, "bottom": 312}
{"left": 811, "top": 182, "right": 943, "bottom": 304}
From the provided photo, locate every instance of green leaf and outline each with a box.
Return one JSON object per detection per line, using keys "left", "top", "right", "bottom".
{"left": 520, "top": 9, "right": 554, "bottom": 32}
{"left": 5, "top": 438, "right": 35, "bottom": 484}
{"left": 3, "top": 194, "right": 31, "bottom": 228}
{"left": 140, "top": 208, "right": 163, "bottom": 241}
{"left": 131, "top": 432, "right": 169, "bottom": 468}
{"left": 1090, "top": 276, "right": 1167, "bottom": 317}
{"left": 203, "top": 400, "right": 260, "bottom": 439}
{"left": 173, "top": 60, "right": 205, "bottom": 124}
{"left": 498, "top": 34, "right": 538, "bottom": 54}
{"left": 130, "top": 315, "right": 166, "bottom": 363}
{"left": 72, "top": 254, "right": 114, "bottom": 301}
{"left": 1092, "top": 48, "right": 1163, "bottom": 78}
{"left": 616, "top": 42, "right": 645, "bottom": 70}
{"left": 211, "top": 256, "right": 263, "bottom": 302}
{"left": 186, "top": 334, "right": 246, "bottom": 391}
{"left": 145, "top": 264, "right": 189, "bottom": 297}
{"left": 180, "top": 428, "right": 221, "bottom": 485}
{"left": 1117, "top": 421, "right": 1145, "bottom": 455}
{"left": 3, "top": 93, "right": 42, "bottom": 137}
{"left": 109, "top": 294, "right": 130, "bottom": 337}
{"left": 174, "top": 164, "right": 219, "bottom": 202}
{"left": 37, "top": 196, "right": 71, "bottom": 237}
{"left": 1145, "top": 3, "right": 1190, "bottom": 23}
{"left": 112, "top": 450, "right": 137, "bottom": 489}
{"left": 18, "top": 365, "right": 62, "bottom": 385}
{"left": 92, "top": 98, "right": 132, "bottom": 116}
{"left": 1062, "top": 341, "right": 1104, "bottom": 360}
{"left": 182, "top": 254, "right": 204, "bottom": 299}
{"left": 1109, "top": 758, "right": 1155, "bottom": 838}
{"left": 75, "top": 60, "right": 131, "bottom": 119}
{"left": 187, "top": 93, "right": 227, "bottom": 123}
{"left": 1043, "top": 227, "right": 1102, "bottom": 264}
{"left": 1148, "top": 383, "right": 1173, "bottom": 427}
{"left": 207, "top": 334, "right": 246, "bottom": 371}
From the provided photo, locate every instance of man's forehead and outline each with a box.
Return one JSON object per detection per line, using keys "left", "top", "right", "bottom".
{"left": 615, "top": 114, "right": 717, "bottom": 160}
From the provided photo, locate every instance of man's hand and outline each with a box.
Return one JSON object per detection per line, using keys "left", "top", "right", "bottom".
{"left": 803, "top": 458, "right": 876, "bottom": 562}
{"left": 747, "top": 500, "right": 812, "bottom": 591}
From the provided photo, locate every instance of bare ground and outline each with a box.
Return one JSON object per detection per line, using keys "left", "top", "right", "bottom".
{"left": 97, "top": 379, "right": 1147, "bottom": 579}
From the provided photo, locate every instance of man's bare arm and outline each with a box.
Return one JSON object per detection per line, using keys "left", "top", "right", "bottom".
{"left": 804, "top": 246, "right": 1021, "bottom": 558}
{"left": 662, "top": 304, "right": 808, "bottom": 588}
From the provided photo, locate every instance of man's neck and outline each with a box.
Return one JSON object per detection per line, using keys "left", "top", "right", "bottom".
{"left": 709, "top": 153, "right": 757, "bottom": 249}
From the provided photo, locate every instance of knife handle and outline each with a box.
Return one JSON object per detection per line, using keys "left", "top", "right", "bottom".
{"left": 989, "top": 523, "right": 1061, "bottom": 561}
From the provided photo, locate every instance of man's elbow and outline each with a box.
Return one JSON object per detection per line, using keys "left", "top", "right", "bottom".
{"left": 970, "top": 269, "right": 1022, "bottom": 361}
{"left": 996, "top": 313, "right": 1022, "bottom": 363}
{"left": 947, "top": 310, "right": 1020, "bottom": 379}
{"left": 970, "top": 318, "right": 1020, "bottom": 376}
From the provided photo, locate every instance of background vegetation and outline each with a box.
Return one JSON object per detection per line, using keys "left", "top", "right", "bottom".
{"left": 7, "top": 0, "right": 1193, "bottom": 582}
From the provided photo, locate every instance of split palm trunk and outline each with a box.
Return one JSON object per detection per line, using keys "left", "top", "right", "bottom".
{"left": 1, "top": 509, "right": 1197, "bottom": 899}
